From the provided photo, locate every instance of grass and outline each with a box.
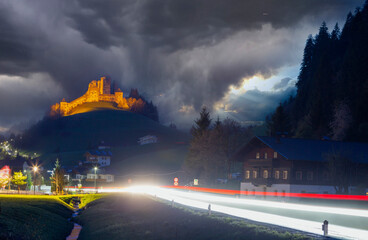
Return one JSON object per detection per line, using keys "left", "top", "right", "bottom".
{"left": 0, "top": 195, "right": 74, "bottom": 240}
{"left": 75, "top": 194, "right": 317, "bottom": 240}
{"left": 59, "top": 193, "right": 105, "bottom": 208}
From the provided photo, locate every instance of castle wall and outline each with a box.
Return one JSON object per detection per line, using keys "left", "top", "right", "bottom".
{"left": 53, "top": 77, "right": 132, "bottom": 116}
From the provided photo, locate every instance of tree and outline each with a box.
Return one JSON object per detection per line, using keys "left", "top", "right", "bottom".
{"left": 326, "top": 152, "right": 353, "bottom": 194}
{"left": 221, "top": 118, "right": 252, "bottom": 178}
{"left": 191, "top": 106, "right": 211, "bottom": 138}
{"left": 267, "top": 103, "right": 290, "bottom": 136}
{"left": 12, "top": 171, "right": 27, "bottom": 193}
{"left": 50, "top": 159, "right": 66, "bottom": 194}
{"left": 329, "top": 101, "right": 353, "bottom": 141}
{"left": 26, "top": 171, "right": 32, "bottom": 190}
{"left": 185, "top": 107, "right": 213, "bottom": 183}
{"left": 0, "top": 177, "right": 9, "bottom": 189}
{"left": 185, "top": 110, "right": 251, "bottom": 184}
{"left": 331, "top": 23, "right": 341, "bottom": 42}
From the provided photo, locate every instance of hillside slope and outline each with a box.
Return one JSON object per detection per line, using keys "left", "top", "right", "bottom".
{"left": 20, "top": 108, "right": 189, "bottom": 155}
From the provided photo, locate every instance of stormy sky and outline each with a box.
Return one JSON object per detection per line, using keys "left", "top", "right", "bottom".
{"left": 0, "top": 0, "right": 364, "bottom": 133}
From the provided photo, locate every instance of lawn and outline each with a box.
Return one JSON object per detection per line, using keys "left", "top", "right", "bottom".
{"left": 76, "top": 194, "right": 316, "bottom": 240}
{"left": 0, "top": 195, "right": 74, "bottom": 240}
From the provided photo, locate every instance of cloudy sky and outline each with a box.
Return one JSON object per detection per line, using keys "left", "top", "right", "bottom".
{"left": 0, "top": 0, "right": 364, "bottom": 133}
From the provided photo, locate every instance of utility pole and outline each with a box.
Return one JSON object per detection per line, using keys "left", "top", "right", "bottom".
{"left": 94, "top": 167, "right": 98, "bottom": 193}
{"left": 33, "top": 166, "right": 38, "bottom": 195}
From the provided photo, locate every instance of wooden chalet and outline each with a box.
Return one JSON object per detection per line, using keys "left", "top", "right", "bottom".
{"left": 233, "top": 136, "right": 368, "bottom": 195}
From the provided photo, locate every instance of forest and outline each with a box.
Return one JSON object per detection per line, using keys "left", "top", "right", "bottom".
{"left": 267, "top": 1, "right": 368, "bottom": 142}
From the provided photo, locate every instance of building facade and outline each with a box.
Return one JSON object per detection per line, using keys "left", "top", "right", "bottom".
{"left": 234, "top": 136, "right": 368, "bottom": 195}
{"left": 84, "top": 150, "right": 112, "bottom": 167}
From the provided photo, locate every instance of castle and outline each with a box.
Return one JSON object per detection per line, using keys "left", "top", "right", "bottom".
{"left": 51, "top": 77, "right": 143, "bottom": 116}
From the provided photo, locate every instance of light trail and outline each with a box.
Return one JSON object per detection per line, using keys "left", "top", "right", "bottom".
{"left": 163, "top": 185, "right": 368, "bottom": 201}
{"left": 121, "top": 186, "right": 368, "bottom": 240}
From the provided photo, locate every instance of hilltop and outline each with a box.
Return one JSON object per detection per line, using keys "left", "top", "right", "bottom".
{"left": 50, "top": 77, "right": 158, "bottom": 121}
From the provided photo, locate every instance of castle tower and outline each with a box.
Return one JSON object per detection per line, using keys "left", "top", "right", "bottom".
{"left": 60, "top": 98, "right": 68, "bottom": 115}
{"left": 100, "top": 77, "right": 111, "bottom": 95}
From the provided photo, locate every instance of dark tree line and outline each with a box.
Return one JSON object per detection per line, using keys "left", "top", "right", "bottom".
{"left": 184, "top": 107, "right": 253, "bottom": 184}
{"left": 267, "top": 1, "right": 368, "bottom": 141}
{"left": 128, "top": 89, "right": 159, "bottom": 122}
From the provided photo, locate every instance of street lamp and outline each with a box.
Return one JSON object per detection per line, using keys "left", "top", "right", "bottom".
{"left": 94, "top": 167, "right": 98, "bottom": 192}
{"left": 32, "top": 166, "right": 38, "bottom": 195}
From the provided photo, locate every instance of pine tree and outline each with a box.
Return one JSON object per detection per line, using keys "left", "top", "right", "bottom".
{"left": 50, "top": 159, "right": 66, "bottom": 194}
{"left": 191, "top": 106, "right": 211, "bottom": 137}
{"left": 268, "top": 103, "right": 290, "bottom": 136}
{"left": 331, "top": 23, "right": 341, "bottom": 41}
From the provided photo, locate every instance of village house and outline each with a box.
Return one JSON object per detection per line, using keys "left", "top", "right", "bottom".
{"left": 70, "top": 146, "right": 115, "bottom": 184}
{"left": 84, "top": 149, "right": 112, "bottom": 167}
{"left": 233, "top": 136, "right": 368, "bottom": 195}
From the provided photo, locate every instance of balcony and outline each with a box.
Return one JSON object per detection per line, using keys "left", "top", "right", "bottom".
{"left": 248, "top": 158, "right": 273, "bottom": 167}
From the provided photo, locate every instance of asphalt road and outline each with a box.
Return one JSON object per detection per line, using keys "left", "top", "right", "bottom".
{"left": 144, "top": 187, "right": 368, "bottom": 240}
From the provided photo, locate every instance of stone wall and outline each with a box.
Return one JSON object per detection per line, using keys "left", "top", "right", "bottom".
{"left": 51, "top": 77, "right": 132, "bottom": 116}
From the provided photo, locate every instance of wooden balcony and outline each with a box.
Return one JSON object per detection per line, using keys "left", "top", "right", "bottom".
{"left": 248, "top": 158, "right": 273, "bottom": 167}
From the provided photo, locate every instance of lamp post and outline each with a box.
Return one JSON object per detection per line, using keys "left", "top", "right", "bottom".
{"left": 32, "top": 166, "right": 38, "bottom": 195}
{"left": 94, "top": 167, "right": 98, "bottom": 193}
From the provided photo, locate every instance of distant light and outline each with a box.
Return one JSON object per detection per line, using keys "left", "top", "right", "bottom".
{"left": 33, "top": 166, "right": 38, "bottom": 172}
{"left": 94, "top": 167, "right": 98, "bottom": 170}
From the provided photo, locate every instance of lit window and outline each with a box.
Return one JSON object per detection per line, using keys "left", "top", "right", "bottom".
{"left": 265, "top": 153, "right": 268, "bottom": 159}
{"left": 263, "top": 170, "right": 268, "bottom": 179}
{"left": 256, "top": 152, "right": 260, "bottom": 159}
{"left": 274, "top": 152, "right": 278, "bottom": 158}
{"left": 296, "top": 171, "right": 302, "bottom": 180}
{"left": 282, "top": 171, "right": 288, "bottom": 180}
{"left": 307, "top": 172, "right": 313, "bottom": 181}
{"left": 253, "top": 170, "right": 258, "bottom": 179}
{"left": 245, "top": 170, "right": 250, "bottom": 179}
{"left": 274, "top": 170, "right": 280, "bottom": 179}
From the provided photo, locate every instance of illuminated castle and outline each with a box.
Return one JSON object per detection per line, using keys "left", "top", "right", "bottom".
{"left": 50, "top": 77, "right": 143, "bottom": 116}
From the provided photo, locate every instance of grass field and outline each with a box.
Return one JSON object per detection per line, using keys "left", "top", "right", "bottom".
{"left": 76, "top": 194, "right": 315, "bottom": 240}
{"left": 0, "top": 194, "right": 104, "bottom": 240}
{"left": 0, "top": 195, "right": 74, "bottom": 240}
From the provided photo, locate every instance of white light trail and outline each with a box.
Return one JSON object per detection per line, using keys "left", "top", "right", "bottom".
{"left": 122, "top": 186, "right": 368, "bottom": 240}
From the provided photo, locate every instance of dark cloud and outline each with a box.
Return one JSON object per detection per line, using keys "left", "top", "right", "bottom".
{"left": 222, "top": 87, "right": 297, "bottom": 122}
{"left": 0, "top": 0, "right": 364, "bottom": 131}
{"left": 68, "top": 0, "right": 360, "bottom": 50}
{"left": 272, "top": 77, "right": 293, "bottom": 90}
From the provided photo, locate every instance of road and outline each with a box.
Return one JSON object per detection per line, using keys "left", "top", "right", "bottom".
{"left": 124, "top": 186, "right": 368, "bottom": 240}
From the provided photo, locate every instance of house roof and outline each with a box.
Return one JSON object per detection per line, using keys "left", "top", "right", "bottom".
{"left": 238, "top": 136, "right": 368, "bottom": 163}
{"left": 86, "top": 150, "right": 112, "bottom": 157}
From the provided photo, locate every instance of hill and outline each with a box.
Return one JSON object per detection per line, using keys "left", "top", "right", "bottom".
{"left": 267, "top": 1, "right": 368, "bottom": 141}
{"left": 18, "top": 108, "right": 189, "bottom": 169}
{"left": 67, "top": 102, "right": 124, "bottom": 115}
